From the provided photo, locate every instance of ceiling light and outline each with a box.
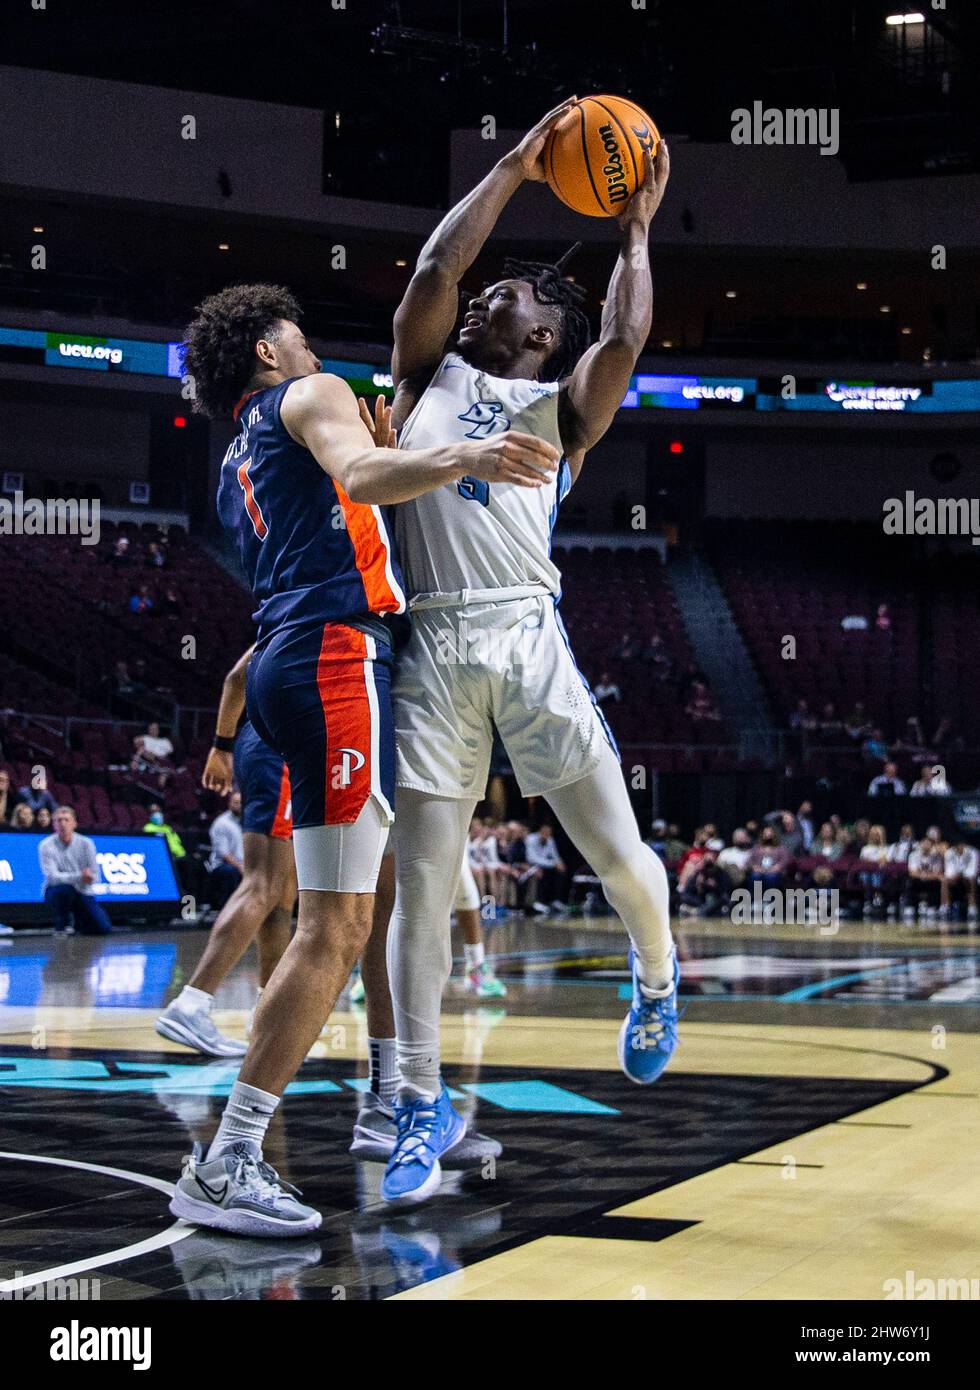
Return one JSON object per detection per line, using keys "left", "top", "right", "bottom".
{"left": 218, "top": 243, "right": 230, "bottom": 251}
{"left": 886, "top": 12, "right": 925, "bottom": 26}
{"left": 856, "top": 282, "right": 868, "bottom": 291}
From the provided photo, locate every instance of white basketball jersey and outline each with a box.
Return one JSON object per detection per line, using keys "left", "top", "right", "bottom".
{"left": 394, "top": 353, "right": 570, "bottom": 599}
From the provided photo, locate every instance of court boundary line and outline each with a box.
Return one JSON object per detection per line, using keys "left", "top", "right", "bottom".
{"left": 0, "top": 1150, "right": 190, "bottom": 1293}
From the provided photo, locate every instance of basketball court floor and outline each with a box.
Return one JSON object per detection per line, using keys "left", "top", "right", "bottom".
{"left": 2, "top": 916, "right": 978, "bottom": 1301}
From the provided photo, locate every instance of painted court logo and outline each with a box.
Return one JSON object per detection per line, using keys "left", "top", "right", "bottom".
{"left": 50, "top": 1321, "right": 151, "bottom": 1370}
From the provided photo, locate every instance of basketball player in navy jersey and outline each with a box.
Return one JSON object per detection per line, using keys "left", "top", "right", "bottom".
{"left": 379, "top": 104, "right": 677, "bottom": 1203}
{"left": 169, "top": 284, "right": 558, "bottom": 1235}
{"left": 156, "top": 644, "right": 295, "bottom": 1057}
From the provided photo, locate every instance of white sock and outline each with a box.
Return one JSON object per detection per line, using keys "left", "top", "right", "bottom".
{"left": 397, "top": 1044, "right": 440, "bottom": 1102}
{"left": 175, "top": 985, "right": 213, "bottom": 1015}
{"left": 368, "top": 1036, "right": 401, "bottom": 1106}
{"left": 464, "top": 941, "right": 485, "bottom": 970}
{"left": 207, "top": 1080, "right": 279, "bottom": 1161}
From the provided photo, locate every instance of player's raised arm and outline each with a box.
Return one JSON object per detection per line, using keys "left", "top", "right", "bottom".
{"left": 392, "top": 98, "right": 578, "bottom": 387}
{"left": 561, "top": 141, "right": 670, "bottom": 475}
{"left": 282, "top": 372, "right": 559, "bottom": 504}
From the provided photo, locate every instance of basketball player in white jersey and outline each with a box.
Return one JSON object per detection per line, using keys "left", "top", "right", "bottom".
{"left": 380, "top": 100, "right": 678, "bottom": 1204}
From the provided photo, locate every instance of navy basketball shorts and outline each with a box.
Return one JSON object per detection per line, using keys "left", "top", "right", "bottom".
{"left": 233, "top": 719, "right": 293, "bottom": 841}
{"left": 246, "top": 621, "right": 395, "bottom": 832}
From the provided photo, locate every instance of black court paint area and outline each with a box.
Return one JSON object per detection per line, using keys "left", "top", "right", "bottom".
{"left": 0, "top": 1046, "right": 936, "bottom": 1300}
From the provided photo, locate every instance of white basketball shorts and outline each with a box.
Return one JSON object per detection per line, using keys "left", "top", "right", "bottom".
{"left": 393, "top": 590, "right": 617, "bottom": 801}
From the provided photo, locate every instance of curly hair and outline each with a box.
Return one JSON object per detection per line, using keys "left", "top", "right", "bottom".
{"left": 500, "top": 244, "right": 591, "bottom": 381}
{"left": 182, "top": 283, "right": 301, "bottom": 418}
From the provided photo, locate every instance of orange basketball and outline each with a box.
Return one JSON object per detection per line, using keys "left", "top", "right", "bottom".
{"left": 545, "top": 94, "right": 660, "bottom": 218}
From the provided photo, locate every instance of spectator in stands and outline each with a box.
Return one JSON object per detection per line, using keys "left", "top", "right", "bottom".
{"left": 111, "top": 535, "right": 131, "bottom": 567}
{"left": 497, "top": 820, "right": 532, "bottom": 912}
{"left": 206, "top": 790, "right": 244, "bottom": 910}
{"left": 10, "top": 804, "right": 35, "bottom": 830}
{"left": 875, "top": 603, "right": 891, "bottom": 632}
{"left": 888, "top": 823, "right": 917, "bottom": 864}
{"left": 17, "top": 768, "right": 57, "bottom": 817}
{"left": 862, "top": 727, "right": 890, "bottom": 764}
{"left": 747, "top": 827, "right": 790, "bottom": 892}
{"left": 35, "top": 806, "right": 52, "bottom": 831}
{"left": 764, "top": 810, "right": 803, "bottom": 856}
{"left": 942, "top": 839, "right": 978, "bottom": 922}
{"left": 843, "top": 703, "right": 870, "bottom": 742}
{"left": 903, "top": 838, "right": 944, "bottom": 919}
{"left": 614, "top": 632, "right": 640, "bottom": 661}
{"left": 869, "top": 761, "right": 906, "bottom": 797}
{"left": 112, "top": 659, "right": 137, "bottom": 701}
{"left": 128, "top": 584, "right": 154, "bottom": 615}
{"left": 147, "top": 541, "right": 167, "bottom": 569}
{"left": 641, "top": 633, "right": 674, "bottom": 680}
{"left": 143, "top": 803, "right": 187, "bottom": 861}
{"left": 911, "top": 765, "right": 951, "bottom": 797}
{"left": 678, "top": 838, "right": 728, "bottom": 917}
{"left": 685, "top": 679, "right": 721, "bottom": 723}
{"left": 0, "top": 769, "right": 11, "bottom": 825}
{"left": 812, "top": 822, "right": 843, "bottom": 860}
{"left": 796, "top": 800, "right": 815, "bottom": 850}
{"left": 859, "top": 825, "right": 891, "bottom": 915}
{"left": 896, "top": 716, "right": 935, "bottom": 767}
{"left": 717, "top": 828, "right": 753, "bottom": 889}
{"left": 39, "top": 806, "right": 112, "bottom": 936}
{"left": 818, "top": 703, "right": 842, "bottom": 738}
{"left": 131, "top": 722, "right": 174, "bottom": 782}
{"left": 161, "top": 585, "right": 182, "bottom": 621}
{"left": 594, "top": 672, "right": 621, "bottom": 706}
{"left": 468, "top": 820, "right": 502, "bottom": 904}
{"left": 789, "top": 699, "right": 817, "bottom": 733}
{"left": 849, "top": 818, "right": 872, "bottom": 852}
{"left": 661, "top": 824, "right": 688, "bottom": 866}
{"left": 525, "top": 824, "right": 568, "bottom": 914}
{"left": 840, "top": 612, "right": 868, "bottom": 631}
{"left": 646, "top": 819, "right": 668, "bottom": 857}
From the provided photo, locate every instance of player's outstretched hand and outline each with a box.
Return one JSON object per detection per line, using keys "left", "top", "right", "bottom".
{"left": 202, "top": 747, "right": 233, "bottom": 795}
{"left": 508, "top": 98, "right": 578, "bottom": 182}
{"left": 618, "top": 139, "right": 670, "bottom": 228}
{"left": 358, "top": 394, "right": 397, "bottom": 448}
{"left": 462, "top": 431, "right": 560, "bottom": 487}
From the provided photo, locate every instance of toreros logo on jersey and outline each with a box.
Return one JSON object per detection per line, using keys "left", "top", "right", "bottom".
{"left": 335, "top": 748, "right": 366, "bottom": 787}
{"left": 457, "top": 402, "right": 510, "bottom": 439}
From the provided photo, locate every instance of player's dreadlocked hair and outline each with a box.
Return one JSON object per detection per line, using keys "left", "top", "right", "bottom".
{"left": 500, "top": 243, "right": 591, "bottom": 381}
{"left": 182, "top": 283, "right": 301, "bottom": 418}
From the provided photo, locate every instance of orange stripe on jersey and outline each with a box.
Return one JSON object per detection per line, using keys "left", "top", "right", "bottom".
{"left": 316, "top": 623, "right": 373, "bottom": 825}
{"left": 237, "top": 460, "right": 269, "bottom": 539}
{"left": 332, "top": 483, "right": 404, "bottom": 615}
{"left": 270, "top": 764, "right": 293, "bottom": 840}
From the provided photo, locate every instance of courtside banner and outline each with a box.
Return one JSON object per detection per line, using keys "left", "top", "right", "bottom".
{"left": 0, "top": 832, "right": 179, "bottom": 908}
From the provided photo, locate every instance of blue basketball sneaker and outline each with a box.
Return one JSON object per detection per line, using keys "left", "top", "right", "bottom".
{"left": 618, "top": 948, "right": 681, "bottom": 1085}
{"left": 380, "top": 1083, "right": 466, "bottom": 1205}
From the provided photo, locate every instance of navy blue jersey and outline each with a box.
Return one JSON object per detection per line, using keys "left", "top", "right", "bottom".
{"left": 216, "top": 379, "right": 406, "bottom": 641}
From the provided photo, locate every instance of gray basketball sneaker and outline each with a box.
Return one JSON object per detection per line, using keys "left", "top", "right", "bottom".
{"left": 349, "top": 1091, "right": 503, "bottom": 1167}
{"left": 170, "top": 1142, "right": 322, "bottom": 1237}
{"left": 156, "top": 1001, "right": 248, "bottom": 1057}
